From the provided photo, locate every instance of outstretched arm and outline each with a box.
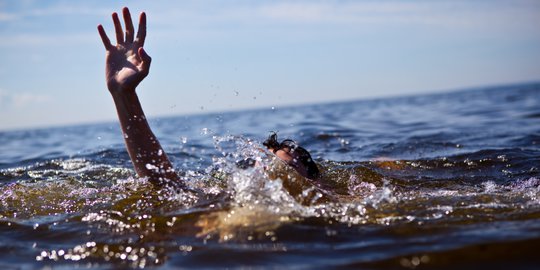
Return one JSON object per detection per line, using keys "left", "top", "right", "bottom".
{"left": 97, "top": 7, "right": 179, "bottom": 185}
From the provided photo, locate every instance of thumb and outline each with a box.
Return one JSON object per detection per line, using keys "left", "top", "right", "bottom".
{"left": 139, "top": 47, "right": 151, "bottom": 63}
{"left": 138, "top": 47, "right": 152, "bottom": 73}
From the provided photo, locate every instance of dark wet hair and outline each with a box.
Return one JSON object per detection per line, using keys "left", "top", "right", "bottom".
{"left": 262, "top": 132, "right": 281, "bottom": 150}
{"left": 263, "top": 132, "right": 320, "bottom": 179}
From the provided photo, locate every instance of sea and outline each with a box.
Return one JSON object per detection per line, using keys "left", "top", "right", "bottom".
{"left": 1, "top": 83, "right": 539, "bottom": 269}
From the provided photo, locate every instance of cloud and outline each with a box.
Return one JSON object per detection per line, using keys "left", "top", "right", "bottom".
{"left": 144, "top": 1, "right": 539, "bottom": 27}
{"left": 0, "top": 1, "right": 109, "bottom": 21}
{"left": 0, "top": 12, "right": 18, "bottom": 21}
{"left": 12, "top": 93, "right": 51, "bottom": 107}
{"left": 0, "top": 89, "right": 51, "bottom": 109}
{"left": 133, "top": 0, "right": 540, "bottom": 43}
{"left": 3, "top": 1, "right": 540, "bottom": 28}
{"left": 25, "top": 5, "right": 110, "bottom": 17}
{"left": 0, "top": 89, "right": 7, "bottom": 103}
{"left": 0, "top": 33, "right": 94, "bottom": 47}
{"left": 2, "top": 1, "right": 539, "bottom": 47}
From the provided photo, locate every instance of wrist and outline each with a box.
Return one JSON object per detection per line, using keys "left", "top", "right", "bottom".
{"left": 110, "top": 90, "right": 146, "bottom": 123}
{"left": 109, "top": 86, "right": 136, "bottom": 98}
{"left": 111, "top": 92, "right": 139, "bottom": 109}
{"left": 110, "top": 88, "right": 140, "bottom": 111}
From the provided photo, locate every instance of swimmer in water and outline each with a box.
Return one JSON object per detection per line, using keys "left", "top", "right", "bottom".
{"left": 97, "top": 7, "right": 318, "bottom": 186}
{"left": 263, "top": 133, "right": 320, "bottom": 180}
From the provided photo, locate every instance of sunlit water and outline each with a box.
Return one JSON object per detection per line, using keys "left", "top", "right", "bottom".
{"left": 1, "top": 83, "right": 540, "bottom": 269}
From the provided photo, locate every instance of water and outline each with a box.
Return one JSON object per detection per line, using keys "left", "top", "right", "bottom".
{"left": 1, "top": 83, "right": 539, "bottom": 269}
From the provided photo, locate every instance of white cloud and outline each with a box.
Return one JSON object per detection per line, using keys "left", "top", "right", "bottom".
{"left": 2, "top": 1, "right": 539, "bottom": 47}
{"left": 0, "top": 89, "right": 8, "bottom": 103}
{"left": 25, "top": 5, "right": 110, "bottom": 17}
{"left": 143, "top": 1, "right": 539, "bottom": 27}
{"left": 0, "top": 33, "right": 94, "bottom": 47}
{"left": 12, "top": 93, "right": 51, "bottom": 107}
{"left": 0, "top": 1, "right": 109, "bottom": 21}
{"left": 0, "top": 12, "right": 18, "bottom": 21}
{"left": 131, "top": 0, "right": 540, "bottom": 43}
{"left": 262, "top": 1, "right": 539, "bottom": 34}
{"left": 0, "top": 88, "right": 51, "bottom": 109}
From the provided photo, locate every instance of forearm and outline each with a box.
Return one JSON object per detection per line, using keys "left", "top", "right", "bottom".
{"left": 111, "top": 89, "right": 179, "bottom": 185}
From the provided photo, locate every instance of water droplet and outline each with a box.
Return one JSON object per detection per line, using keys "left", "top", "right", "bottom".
{"left": 411, "top": 256, "right": 420, "bottom": 266}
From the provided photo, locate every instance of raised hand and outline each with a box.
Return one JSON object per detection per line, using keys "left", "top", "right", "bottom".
{"left": 97, "top": 7, "right": 151, "bottom": 93}
{"left": 97, "top": 8, "right": 180, "bottom": 186}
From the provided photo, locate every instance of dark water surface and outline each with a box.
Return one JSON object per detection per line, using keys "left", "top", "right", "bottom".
{"left": 1, "top": 83, "right": 540, "bottom": 269}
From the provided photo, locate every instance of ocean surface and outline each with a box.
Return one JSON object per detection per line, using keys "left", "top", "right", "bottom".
{"left": 1, "top": 83, "right": 540, "bottom": 269}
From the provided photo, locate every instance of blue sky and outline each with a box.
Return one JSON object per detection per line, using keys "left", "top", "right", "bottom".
{"left": 1, "top": 0, "right": 539, "bottom": 130}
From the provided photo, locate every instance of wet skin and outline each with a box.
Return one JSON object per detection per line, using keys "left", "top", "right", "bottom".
{"left": 98, "top": 8, "right": 318, "bottom": 189}
{"left": 98, "top": 8, "right": 179, "bottom": 186}
{"left": 263, "top": 133, "right": 320, "bottom": 180}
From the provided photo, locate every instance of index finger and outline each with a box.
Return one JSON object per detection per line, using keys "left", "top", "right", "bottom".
{"left": 135, "top": 12, "right": 147, "bottom": 46}
{"left": 97, "top": 24, "right": 112, "bottom": 50}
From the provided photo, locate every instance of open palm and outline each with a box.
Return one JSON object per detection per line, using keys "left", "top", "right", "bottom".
{"left": 98, "top": 7, "right": 151, "bottom": 92}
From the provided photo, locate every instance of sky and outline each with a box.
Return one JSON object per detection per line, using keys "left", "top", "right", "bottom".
{"left": 1, "top": 0, "right": 539, "bottom": 131}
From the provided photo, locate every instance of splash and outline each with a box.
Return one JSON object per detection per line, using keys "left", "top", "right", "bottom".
{"left": 2, "top": 135, "right": 540, "bottom": 268}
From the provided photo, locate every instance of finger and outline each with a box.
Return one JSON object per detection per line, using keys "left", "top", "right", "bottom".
{"left": 122, "top": 7, "right": 134, "bottom": 43}
{"left": 135, "top": 12, "right": 147, "bottom": 46}
{"left": 97, "top": 24, "right": 112, "bottom": 50}
{"left": 138, "top": 47, "right": 152, "bottom": 74}
{"left": 112, "top": 12, "right": 124, "bottom": 44}
{"left": 138, "top": 47, "right": 152, "bottom": 64}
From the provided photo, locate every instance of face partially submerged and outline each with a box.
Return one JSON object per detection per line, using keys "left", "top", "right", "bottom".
{"left": 263, "top": 133, "right": 320, "bottom": 180}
